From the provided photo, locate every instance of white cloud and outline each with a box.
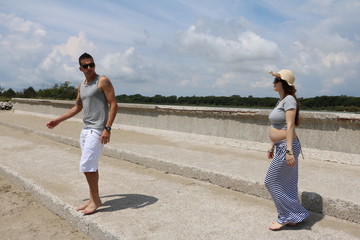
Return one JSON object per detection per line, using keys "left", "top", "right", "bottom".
{"left": 41, "top": 31, "right": 95, "bottom": 71}
{"left": 283, "top": 0, "right": 360, "bottom": 96}
{"left": 213, "top": 72, "right": 237, "bottom": 88}
{"left": 100, "top": 47, "right": 141, "bottom": 82}
{"left": 0, "top": 14, "right": 48, "bottom": 55}
{"left": 0, "top": 13, "right": 36, "bottom": 33}
{"left": 179, "top": 25, "right": 279, "bottom": 62}
{"left": 251, "top": 80, "right": 272, "bottom": 89}
{"left": 1, "top": 1, "right": 360, "bottom": 97}
{"left": 32, "top": 32, "right": 98, "bottom": 89}
{"left": 322, "top": 52, "right": 349, "bottom": 68}
{"left": 0, "top": 13, "right": 51, "bottom": 89}
{"left": 179, "top": 79, "right": 192, "bottom": 87}
{"left": 331, "top": 77, "right": 344, "bottom": 85}
{"left": 57, "top": 32, "right": 95, "bottom": 61}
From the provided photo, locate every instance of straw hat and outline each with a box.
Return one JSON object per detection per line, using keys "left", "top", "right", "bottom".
{"left": 269, "top": 69, "right": 295, "bottom": 86}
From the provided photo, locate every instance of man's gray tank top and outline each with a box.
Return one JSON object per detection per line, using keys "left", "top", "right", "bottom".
{"left": 80, "top": 75, "right": 108, "bottom": 129}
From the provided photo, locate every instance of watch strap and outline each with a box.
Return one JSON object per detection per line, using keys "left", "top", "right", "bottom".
{"left": 286, "top": 149, "right": 294, "bottom": 155}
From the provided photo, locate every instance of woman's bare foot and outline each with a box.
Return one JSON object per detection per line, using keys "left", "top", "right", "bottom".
{"left": 81, "top": 200, "right": 102, "bottom": 215}
{"left": 269, "top": 221, "right": 296, "bottom": 231}
{"left": 269, "top": 221, "right": 286, "bottom": 231}
{"left": 268, "top": 221, "right": 296, "bottom": 231}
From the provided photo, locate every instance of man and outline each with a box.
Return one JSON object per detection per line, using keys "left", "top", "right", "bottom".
{"left": 46, "top": 53, "right": 118, "bottom": 214}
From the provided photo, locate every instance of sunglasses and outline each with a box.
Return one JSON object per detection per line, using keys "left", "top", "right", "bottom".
{"left": 81, "top": 63, "right": 95, "bottom": 69}
{"left": 273, "top": 77, "right": 282, "bottom": 84}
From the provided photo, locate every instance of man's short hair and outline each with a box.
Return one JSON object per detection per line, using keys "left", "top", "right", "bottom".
{"left": 79, "top": 53, "right": 93, "bottom": 65}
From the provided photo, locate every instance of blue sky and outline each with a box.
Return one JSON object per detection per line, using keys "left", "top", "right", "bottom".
{"left": 1, "top": 0, "right": 359, "bottom": 98}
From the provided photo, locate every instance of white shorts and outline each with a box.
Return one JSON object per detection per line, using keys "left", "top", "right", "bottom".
{"left": 79, "top": 128, "right": 104, "bottom": 172}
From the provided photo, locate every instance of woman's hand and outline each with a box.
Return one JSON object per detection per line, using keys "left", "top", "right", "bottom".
{"left": 267, "top": 147, "right": 274, "bottom": 159}
{"left": 286, "top": 154, "right": 296, "bottom": 167}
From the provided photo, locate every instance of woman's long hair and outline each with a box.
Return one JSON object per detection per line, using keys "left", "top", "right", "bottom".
{"left": 281, "top": 80, "right": 301, "bottom": 126}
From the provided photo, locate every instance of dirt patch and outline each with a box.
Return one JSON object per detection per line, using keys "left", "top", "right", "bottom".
{"left": 0, "top": 175, "right": 91, "bottom": 240}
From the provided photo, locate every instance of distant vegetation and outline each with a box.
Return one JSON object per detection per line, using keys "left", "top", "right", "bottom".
{"left": 0, "top": 81, "right": 77, "bottom": 100}
{"left": 116, "top": 94, "right": 360, "bottom": 112}
{"left": 1, "top": 81, "right": 360, "bottom": 112}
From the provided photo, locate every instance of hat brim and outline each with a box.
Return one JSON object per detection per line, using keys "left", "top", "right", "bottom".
{"left": 269, "top": 71, "right": 281, "bottom": 78}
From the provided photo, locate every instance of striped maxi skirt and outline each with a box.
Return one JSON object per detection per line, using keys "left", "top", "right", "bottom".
{"left": 264, "top": 138, "right": 309, "bottom": 224}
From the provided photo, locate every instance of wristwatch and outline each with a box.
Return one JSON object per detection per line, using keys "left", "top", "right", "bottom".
{"left": 104, "top": 126, "right": 111, "bottom": 132}
{"left": 286, "top": 149, "right": 294, "bottom": 155}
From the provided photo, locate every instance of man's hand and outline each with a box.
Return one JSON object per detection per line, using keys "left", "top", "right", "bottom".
{"left": 101, "top": 130, "right": 110, "bottom": 144}
{"left": 46, "top": 120, "right": 59, "bottom": 129}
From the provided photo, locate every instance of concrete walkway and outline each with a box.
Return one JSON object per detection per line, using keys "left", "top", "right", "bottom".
{"left": 0, "top": 111, "right": 359, "bottom": 240}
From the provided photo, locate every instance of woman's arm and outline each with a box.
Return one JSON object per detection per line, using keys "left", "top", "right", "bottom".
{"left": 285, "top": 109, "right": 296, "bottom": 167}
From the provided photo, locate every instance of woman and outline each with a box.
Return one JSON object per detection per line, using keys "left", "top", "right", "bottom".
{"left": 264, "top": 69, "right": 309, "bottom": 231}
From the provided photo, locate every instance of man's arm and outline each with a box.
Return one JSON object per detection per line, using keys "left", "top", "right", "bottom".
{"left": 46, "top": 83, "right": 83, "bottom": 129}
{"left": 99, "top": 76, "right": 118, "bottom": 143}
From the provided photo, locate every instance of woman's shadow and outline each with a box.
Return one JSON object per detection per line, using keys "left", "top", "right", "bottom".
{"left": 94, "top": 194, "right": 158, "bottom": 212}
{"left": 281, "top": 191, "right": 325, "bottom": 231}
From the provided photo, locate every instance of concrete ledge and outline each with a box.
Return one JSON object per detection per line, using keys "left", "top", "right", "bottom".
{"left": 116, "top": 124, "right": 360, "bottom": 166}
{"left": 2, "top": 120, "right": 359, "bottom": 224}
{"left": 11, "top": 109, "right": 360, "bottom": 166}
{"left": 11, "top": 98, "right": 360, "bottom": 160}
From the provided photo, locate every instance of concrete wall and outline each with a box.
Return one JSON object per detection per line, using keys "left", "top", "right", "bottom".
{"left": 11, "top": 98, "right": 360, "bottom": 160}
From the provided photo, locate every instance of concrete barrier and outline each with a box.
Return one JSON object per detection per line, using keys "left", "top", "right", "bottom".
{"left": 12, "top": 98, "right": 360, "bottom": 165}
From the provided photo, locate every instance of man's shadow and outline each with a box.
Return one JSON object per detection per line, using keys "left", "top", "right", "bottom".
{"left": 93, "top": 194, "right": 158, "bottom": 212}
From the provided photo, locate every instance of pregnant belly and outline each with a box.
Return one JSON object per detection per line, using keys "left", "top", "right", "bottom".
{"left": 269, "top": 127, "right": 288, "bottom": 143}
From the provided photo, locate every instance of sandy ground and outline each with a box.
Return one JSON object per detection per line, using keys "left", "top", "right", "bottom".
{"left": 0, "top": 175, "right": 91, "bottom": 240}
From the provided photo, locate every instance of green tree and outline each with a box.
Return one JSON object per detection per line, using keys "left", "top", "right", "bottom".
{"left": 23, "top": 86, "right": 37, "bottom": 98}
{"left": 37, "top": 81, "right": 77, "bottom": 100}
{"left": 58, "top": 81, "right": 77, "bottom": 99}
{"left": 3, "top": 88, "right": 16, "bottom": 98}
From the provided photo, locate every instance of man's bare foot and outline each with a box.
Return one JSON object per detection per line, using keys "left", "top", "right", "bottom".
{"left": 268, "top": 221, "right": 296, "bottom": 231}
{"left": 76, "top": 201, "right": 89, "bottom": 211}
{"left": 81, "top": 200, "right": 102, "bottom": 215}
